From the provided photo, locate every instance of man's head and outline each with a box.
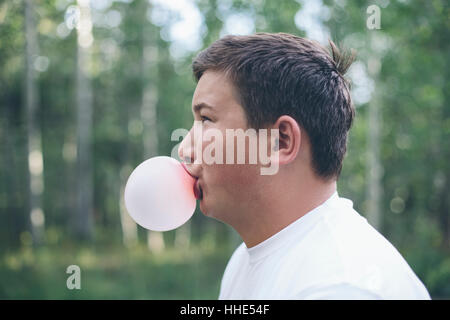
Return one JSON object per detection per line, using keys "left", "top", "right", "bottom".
{"left": 178, "top": 32, "right": 355, "bottom": 225}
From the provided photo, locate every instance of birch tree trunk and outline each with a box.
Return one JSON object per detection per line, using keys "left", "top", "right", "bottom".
{"left": 141, "top": 4, "right": 165, "bottom": 252}
{"left": 175, "top": 221, "right": 191, "bottom": 250}
{"left": 119, "top": 170, "right": 137, "bottom": 247}
{"left": 75, "top": 0, "right": 93, "bottom": 239}
{"left": 366, "top": 33, "right": 383, "bottom": 231}
{"left": 119, "top": 87, "right": 137, "bottom": 246}
{"left": 25, "top": 0, "right": 45, "bottom": 244}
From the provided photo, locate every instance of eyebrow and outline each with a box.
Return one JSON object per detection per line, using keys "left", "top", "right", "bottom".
{"left": 193, "top": 102, "right": 215, "bottom": 113}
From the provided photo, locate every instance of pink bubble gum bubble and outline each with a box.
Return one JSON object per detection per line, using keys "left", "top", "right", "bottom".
{"left": 124, "top": 156, "right": 197, "bottom": 232}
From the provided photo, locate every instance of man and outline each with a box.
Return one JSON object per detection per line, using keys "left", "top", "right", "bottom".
{"left": 178, "top": 32, "right": 430, "bottom": 299}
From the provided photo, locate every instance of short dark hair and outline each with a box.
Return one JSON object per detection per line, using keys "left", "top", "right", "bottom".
{"left": 192, "top": 32, "right": 356, "bottom": 180}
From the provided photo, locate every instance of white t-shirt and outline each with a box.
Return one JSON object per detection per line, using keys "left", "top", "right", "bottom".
{"left": 218, "top": 192, "right": 431, "bottom": 300}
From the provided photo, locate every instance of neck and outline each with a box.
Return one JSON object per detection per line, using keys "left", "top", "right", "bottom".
{"left": 232, "top": 169, "right": 337, "bottom": 248}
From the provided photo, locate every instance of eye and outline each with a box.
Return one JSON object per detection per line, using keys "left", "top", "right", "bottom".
{"left": 200, "top": 115, "right": 211, "bottom": 123}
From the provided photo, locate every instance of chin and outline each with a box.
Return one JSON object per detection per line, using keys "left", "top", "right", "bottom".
{"left": 202, "top": 207, "right": 229, "bottom": 226}
{"left": 199, "top": 198, "right": 212, "bottom": 217}
{"left": 199, "top": 198, "right": 220, "bottom": 221}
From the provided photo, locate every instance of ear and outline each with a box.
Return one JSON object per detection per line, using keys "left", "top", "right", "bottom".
{"left": 271, "top": 115, "right": 301, "bottom": 165}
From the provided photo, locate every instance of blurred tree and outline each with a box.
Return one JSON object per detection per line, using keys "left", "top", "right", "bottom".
{"left": 141, "top": 1, "right": 165, "bottom": 252}
{"left": 74, "top": 0, "right": 94, "bottom": 240}
{"left": 24, "top": 0, "right": 45, "bottom": 244}
{"left": 366, "top": 33, "right": 382, "bottom": 230}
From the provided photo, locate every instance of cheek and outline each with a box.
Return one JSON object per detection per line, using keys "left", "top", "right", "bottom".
{"left": 204, "top": 163, "right": 259, "bottom": 198}
{"left": 200, "top": 124, "right": 261, "bottom": 194}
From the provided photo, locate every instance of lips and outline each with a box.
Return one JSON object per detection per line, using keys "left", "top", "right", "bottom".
{"left": 181, "top": 162, "right": 203, "bottom": 200}
{"left": 193, "top": 180, "right": 203, "bottom": 200}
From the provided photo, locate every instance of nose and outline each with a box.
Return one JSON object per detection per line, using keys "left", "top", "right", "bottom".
{"left": 178, "top": 130, "right": 194, "bottom": 164}
{"left": 178, "top": 130, "right": 201, "bottom": 178}
{"left": 178, "top": 128, "right": 202, "bottom": 177}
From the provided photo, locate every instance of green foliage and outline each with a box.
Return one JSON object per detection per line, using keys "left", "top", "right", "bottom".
{"left": 0, "top": 240, "right": 230, "bottom": 299}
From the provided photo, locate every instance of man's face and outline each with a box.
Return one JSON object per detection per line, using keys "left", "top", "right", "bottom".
{"left": 178, "top": 70, "right": 263, "bottom": 223}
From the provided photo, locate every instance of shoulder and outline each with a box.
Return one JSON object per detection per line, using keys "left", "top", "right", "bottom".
{"left": 324, "top": 203, "right": 431, "bottom": 298}
{"left": 278, "top": 203, "right": 430, "bottom": 298}
{"left": 289, "top": 282, "right": 384, "bottom": 300}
